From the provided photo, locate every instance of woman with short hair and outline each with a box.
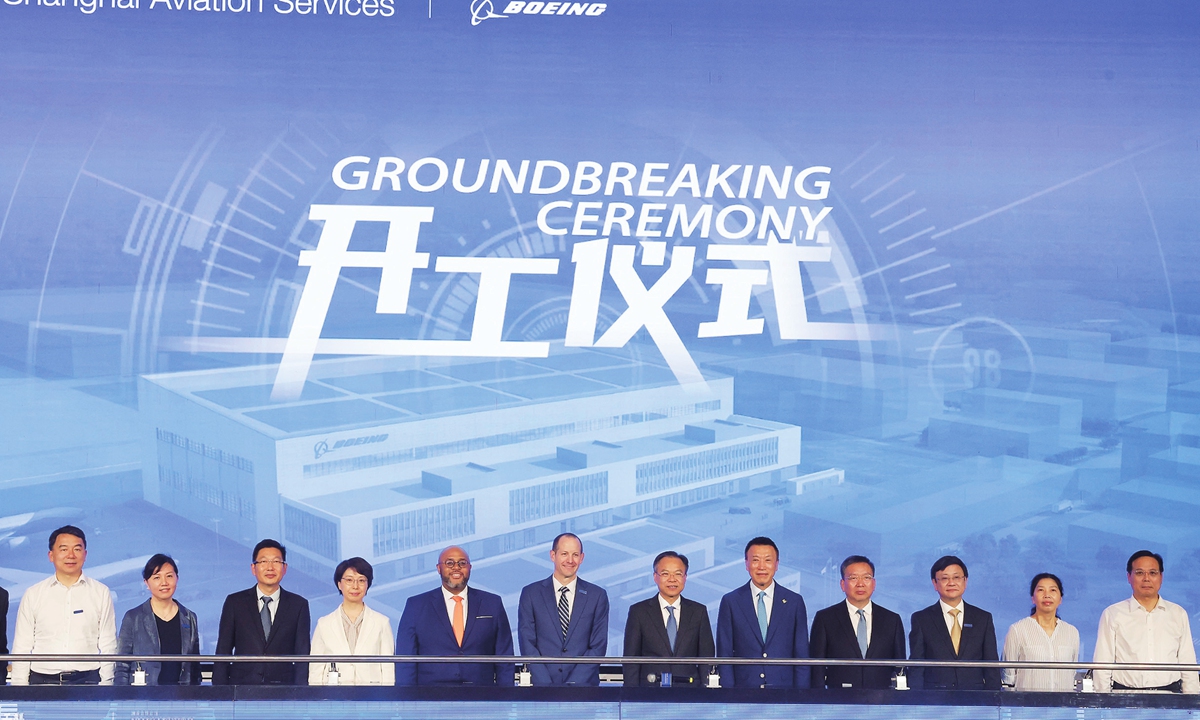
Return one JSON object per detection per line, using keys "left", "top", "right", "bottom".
{"left": 310, "top": 557, "right": 395, "bottom": 685}
{"left": 114, "top": 554, "right": 201, "bottom": 685}
{"left": 1001, "top": 573, "right": 1080, "bottom": 691}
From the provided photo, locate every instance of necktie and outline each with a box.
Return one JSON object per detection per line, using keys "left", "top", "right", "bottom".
{"left": 452, "top": 596, "right": 465, "bottom": 646}
{"left": 666, "top": 605, "right": 678, "bottom": 653}
{"left": 856, "top": 608, "right": 868, "bottom": 658}
{"left": 949, "top": 608, "right": 961, "bottom": 654}
{"left": 260, "top": 597, "right": 273, "bottom": 640}
{"left": 558, "top": 586, "right": 571, "bottom": 640}
{"left": 756, "top": 591, "right": 768, "bottom": 642}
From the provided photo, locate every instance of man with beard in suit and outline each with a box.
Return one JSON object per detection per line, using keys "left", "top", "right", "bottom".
{"left": 809, "top": 555, "right": 905, "bottom": 689}
{"left": 908, "top": 555, "right": 1000, "bottom": 690}
{"left": 395, "top": 545, "right": 514, "bottom": 686}
{"left": 213, "top": 539, "right": 311, "bottom": 685}
{"left": 623, "top": 551, "right": 714, "bottom": 687}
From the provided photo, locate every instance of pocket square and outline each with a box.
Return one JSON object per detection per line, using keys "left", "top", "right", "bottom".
{"left": 476, "top": 615, "right": 493, "bottom": 619}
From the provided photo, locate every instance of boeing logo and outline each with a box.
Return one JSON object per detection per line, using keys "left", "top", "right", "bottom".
{"left": 314, "top": 433, "right": 389, "bottom": 460}
{"left": 472, "top": 0, "right": 606, "bottom": 24}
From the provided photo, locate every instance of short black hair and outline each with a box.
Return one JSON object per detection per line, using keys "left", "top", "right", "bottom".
{"left": 1029, "top": 572, "right": 1062, "bottom": 597}
{"left": 744, "top": 536, "right": 778, "bottom": 559}
{"left": 653, "top": 550, "right": 689, "bottom": 573}
{"left": 143, "top": 553, "right": 179, "bottom": 581}
{"left": 840, "top": 555, "right": 875, "bottom": 578}
{"left": 48, "top": 525, "right": 87, "bottom": 551}
{"left": 1126, "top": 550, "right": 1164, "bottom": 574}
{"left": 252, "top": 538, "right": 286, "bottom": 563}
{"left": 552, "top": 532, "right": 584, "bottom": 553}
{"left": 335, "top": 557, "right": 374, "bottom": 592}
{"left": 930, "top": 555, "right": 968, "bottom": 580}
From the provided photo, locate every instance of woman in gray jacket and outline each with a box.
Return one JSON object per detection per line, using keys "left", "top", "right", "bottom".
{"left": 115, "top": 554, "right": 201, "bottom": 685}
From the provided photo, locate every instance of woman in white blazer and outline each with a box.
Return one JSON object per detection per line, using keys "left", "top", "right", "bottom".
{"left": 310, "top": 557, "right": 396, "bottom": 685}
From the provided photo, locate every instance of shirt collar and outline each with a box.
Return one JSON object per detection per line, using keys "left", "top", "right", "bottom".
{"left": 749, "top": 580, "right": 775, "bottom": 598}
{"left": 50, "top": 572, "right": 89, "bottom": 588}
{"left": 939, "top": 599, "right": 964, "bottom": 615}
{"left": 847, "top": 599, "right": 873, "bottom": 616}
{"left": 553, "top": 577, "right": 578, "bottom": 594}
{"left": 1128, "top": 596, "right": 1167, "bottom": 613}
{"left": 339, "top": 604, "right": 366, "bottom": 627}
{"left": 257, "top": 586, "right": 281, "bottom": 602}
{"left": 442, "top": 585, "right": 468, "bottom": 603}
{"left": 659, "top": 594, "right": 681, "bottom": 611}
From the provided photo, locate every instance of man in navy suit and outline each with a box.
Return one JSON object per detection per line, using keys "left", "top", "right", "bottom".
{"left": 395, "top": 546, "right": 514, "bottom": 686}
{"left": 809, "top": 555, "right": 906, "bottom": 689}
{"left": 716, "top": 536, "right": 809, "bottom": 688}
{"left": 908, "top": 555, "right": 1000, "bottom": 690}
{"left": 213, "top": 539, "right": 311, "bottom": 685}
{"left": 517, "top": 533, "right": 610, "bottom": 686}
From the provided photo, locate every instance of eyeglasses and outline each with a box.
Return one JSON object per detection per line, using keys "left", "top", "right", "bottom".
{"left": 844, "top": 574, "right": 874, "bottom": 583}
{"left": 656, "top": 571, "right": 686, "bottom": 580}
{"left": 254, "top": 559, "right": 286, "bottom": 567}
{"left": 1131, "top": 570, "right": 1161, "bottom": 579}
{"left": 937, "top": 575, "right": 965, "bottom": 583}
{"left": 441, "top": 559, "right": 470, "bottom": 569}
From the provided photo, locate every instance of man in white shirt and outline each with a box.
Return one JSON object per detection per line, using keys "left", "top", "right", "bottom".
{"left": 11, "top": 525, "right": 117, "bottom": 685}
{"left": 1094, "top": 550, "right": 1199, "bottom": 693}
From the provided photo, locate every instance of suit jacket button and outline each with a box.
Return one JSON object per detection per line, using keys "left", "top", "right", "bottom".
{"left": 762, "top": 653, "right": 767, "bottom": 658}
{"left": 760, "top": 673, "right": 765, "bottom": 678}
{"left": 760, "top": 684, "right": 765, "bottom": 688}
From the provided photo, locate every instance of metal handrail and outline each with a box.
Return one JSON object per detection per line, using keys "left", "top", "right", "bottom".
{"left": 1, "top": 654, "right": 1199, "bottom": 671}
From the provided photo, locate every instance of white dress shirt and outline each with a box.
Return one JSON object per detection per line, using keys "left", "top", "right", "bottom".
{"left": 658, "top": 594, "right": 682, "bottom": 629}
{"left": 940, "top": 599, "right": 965, "bottom": 635}
{"left": 553, "top": 577, "right": 577, "bottom": 620}
{"left": 846, "top": 600, "right": 873, "bottom": 645}
{"left": 1001, "top": 615, "right": 1080, "bottom": 691}
{"left": 442, "top": 586, "right": 468, "bottom": 624}
{"left": 1093, "top": 596, "right": 1200, "bottom": 693}
{"left": 11, "top": 573, "right": 118, "bottom": 685}
{"left": 256, "top": 586, "right": 281, "bottom": 623}
{"left": 750, "top": 581, "right": 775, "bottom": 626}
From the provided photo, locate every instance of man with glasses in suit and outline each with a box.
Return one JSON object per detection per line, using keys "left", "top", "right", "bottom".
{"left": 809, "top": 555, "right": 905, "bottom": 689}
{"left": 213, "top": 539, "right": 311, "bottom": 685}
{"left": 623, "top": 551, "right": 714, "bottom": 688}
{"left": 908, "top": 555, "right": 999, "bottom": 690}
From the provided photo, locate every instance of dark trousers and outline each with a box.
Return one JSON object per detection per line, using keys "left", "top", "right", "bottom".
{"left": 29, "top": 669, "right": 102, "bottom": 685}
{"left": 1113, "top": 680, "right": 1183, "bottom": 693}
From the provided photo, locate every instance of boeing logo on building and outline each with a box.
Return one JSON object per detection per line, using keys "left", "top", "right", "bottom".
{"left": 470, "top": 0, "right": 505, "bottom": 25}
{"left": 314, "top": 433, "right": 389, "bottom": 459}
{"left": 473, "top": 0, "right": 606, "bottom": 24}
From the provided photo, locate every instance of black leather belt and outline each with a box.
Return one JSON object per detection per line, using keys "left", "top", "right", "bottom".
{"left": 29, "top": 669, "right": 102, "bottom": 685}
{"left": 1113, "top": 680, "right": 1183, "bottom": 693}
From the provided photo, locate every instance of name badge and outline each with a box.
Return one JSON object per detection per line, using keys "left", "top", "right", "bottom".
{"left": 73, "top": 609, "right": 84, "bottom": 614}
{"left": 964, "top": 623, "right": 973, "bottom": 629}
{"left": 476, "top": 615, "right": 493, "bottom": 619}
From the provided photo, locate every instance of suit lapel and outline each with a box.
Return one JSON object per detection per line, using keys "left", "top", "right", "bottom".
{"left": 764, "top": 588, "right": 789, "bottom": 647}
{"left": 835, "top": 602, "right": 864, "bottom": 659}
{"left": 266, "top": 590, "right": 290, "bottom": 648}
{"left": 564, "top": 582, "right": 591, "bottom": 647}
{"left": 433, "top": 589, "right": 458, "bottom": 645}
{"left": 646, "top": 597, "right": 674, "bottom": 655}
{"left": 462, "top": 589, "right": 481, "bottom": 646}
{"left": 735, "top": 585, "right": 765, "bottom": 647}
{"left": 930, "top": 604, "right": 957, "bottom": 657}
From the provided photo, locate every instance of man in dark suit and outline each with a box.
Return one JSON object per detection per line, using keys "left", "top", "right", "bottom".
{"left": 1, "top": 584, "right": 8, "bottom": 656}
{"left": 517, "top": 532, "right": 610, "bottom": 686}
{"left": 213, "top": 539, "right": 311, "bottom": 685}
{"left": 623, "top": 551, "right": 714, "bottom": 687}
{"left": 809, "top": 555, "right": 905, "bottom": 689}
{"left": 908, "top": 555, "right": 1000, "bottom": 690}
{"left": 716, "top": 536, "right": 809, "bottom": 688}
{"left": 395, "top": 545, "right": 514, "bottom": 686}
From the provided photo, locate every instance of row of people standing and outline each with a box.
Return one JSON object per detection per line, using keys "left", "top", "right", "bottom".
{"left": 4, "top": 526, "right": 1197, "bottom": 693}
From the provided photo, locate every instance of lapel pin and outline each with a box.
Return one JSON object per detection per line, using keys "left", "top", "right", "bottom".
{"left": 781, "top": 599, "right": 786, "bottom": 604}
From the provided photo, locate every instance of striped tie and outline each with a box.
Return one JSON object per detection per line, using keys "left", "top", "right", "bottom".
{"left": 558, "top": 586, "right": 570, "bottom": 640}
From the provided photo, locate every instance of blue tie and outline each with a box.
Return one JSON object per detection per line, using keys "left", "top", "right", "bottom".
{"left": 856, "top": 608, "right": 868, "bottom": 658}
{"left": 666, "top": 605, "right": 678, "bottom": 653}
{"left": 756, "top": 591, "right": 768, "bottom": 642}
{"left": 260, "top": 597, "right": 273, "bottom": 640}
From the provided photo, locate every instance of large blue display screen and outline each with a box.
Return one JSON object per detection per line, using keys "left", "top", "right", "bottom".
{"left": 0, "top": 0, "right": 1198, "bottom": 660}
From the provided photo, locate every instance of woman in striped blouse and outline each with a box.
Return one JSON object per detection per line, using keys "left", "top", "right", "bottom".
{"left": 1001, "top": 573, "right": 1080, "bottom": 691}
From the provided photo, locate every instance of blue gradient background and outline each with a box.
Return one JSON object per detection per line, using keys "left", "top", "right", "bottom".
{"left": 0, "top": 0, "right": 1198, "bottom": 666}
